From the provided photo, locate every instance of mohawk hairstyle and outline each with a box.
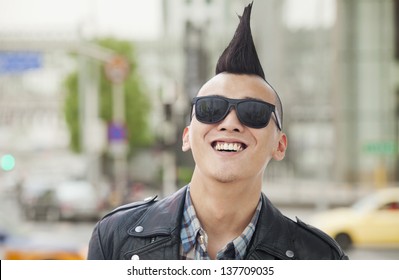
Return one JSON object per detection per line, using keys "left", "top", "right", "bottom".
{"left": 215, "top": 2, "right": 283, "bottom": 129}
{"left": 215, "top": 2, "right": 264, "bottom": 78}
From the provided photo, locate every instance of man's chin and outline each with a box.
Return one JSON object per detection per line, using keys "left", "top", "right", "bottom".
{"left": 211, "top": 172, "right": 239, "bottom": 184}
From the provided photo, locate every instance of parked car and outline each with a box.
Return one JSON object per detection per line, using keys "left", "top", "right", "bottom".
{"left": 18, "top": 176, "right": 60, "bottom": 221}
{"left": 47, "top": 180, "right": 108, "bottom": 221}
{"left": 19, "top": 177, "right": 109, "bottom": 222}
{"left": 310, "top": 187, "right": 399, "bottom": 250}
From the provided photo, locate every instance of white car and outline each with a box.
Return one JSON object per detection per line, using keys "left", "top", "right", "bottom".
{"left": 49, "top": 180, "right": 109, "bottom": 221}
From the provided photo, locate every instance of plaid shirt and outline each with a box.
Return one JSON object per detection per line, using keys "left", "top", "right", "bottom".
{"left": 180, "top": 186, "right": 262, "bottom": 260}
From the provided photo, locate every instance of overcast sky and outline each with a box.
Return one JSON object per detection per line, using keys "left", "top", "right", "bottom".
{"left": 0, "top": 0, "right": 335, "bottom": 40}
{"left": 0, "top": 0, "right": 162, "bottom": 40}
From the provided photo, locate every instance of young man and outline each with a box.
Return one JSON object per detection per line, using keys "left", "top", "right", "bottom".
{"left": 87, "top": 3, "right": 348, "bottom": 260}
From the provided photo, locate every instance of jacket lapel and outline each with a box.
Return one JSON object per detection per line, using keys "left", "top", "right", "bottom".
{"left": 246, "top": 193, "right": 296, "bottom": 260}
{"left": 120, "top": 187, "right": 296, "bottom": 260}
{"left": 123, "top": 186, "right": 188, "bottom": 260}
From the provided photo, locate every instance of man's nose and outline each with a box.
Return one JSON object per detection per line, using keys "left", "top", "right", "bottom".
{"left": 217, "top": 108, "right": 244, "bottom": 132}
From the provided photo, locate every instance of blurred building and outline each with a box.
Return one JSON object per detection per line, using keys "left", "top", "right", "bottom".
{"left": 256, "top": 0, "right": 398, "bottom": 186}
{"left": 0, "top": 49, "right": 84, "bottom": 179}
{"left": 0, "top": 35, "right": 109, "bottom": 187}
{"left": 334, "top": 0, "right": 398, "bottom": 185}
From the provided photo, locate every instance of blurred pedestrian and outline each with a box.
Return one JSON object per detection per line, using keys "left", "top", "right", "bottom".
{"left": 87, "top": 2, "right": 348, "bottom": 260}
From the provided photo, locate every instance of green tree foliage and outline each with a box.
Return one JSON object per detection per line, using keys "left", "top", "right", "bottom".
{"left": 63, "top": 38, "right": 153, "bottom": 155}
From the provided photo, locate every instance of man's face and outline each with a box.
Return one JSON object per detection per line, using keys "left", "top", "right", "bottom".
{"left": 182, "top": 73, "right": 287, "bottom": 184}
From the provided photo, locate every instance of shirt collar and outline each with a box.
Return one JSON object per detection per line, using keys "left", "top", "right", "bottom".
{"left": 180, "top": 186, "right": 262, "bottom": 259}
{"left": 180, "top": 187, "right": 202, "bottom": 254}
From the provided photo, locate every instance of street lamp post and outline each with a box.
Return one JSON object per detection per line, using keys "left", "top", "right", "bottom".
{"left": 104, "top": 55, "right": 130, "bottom": 206}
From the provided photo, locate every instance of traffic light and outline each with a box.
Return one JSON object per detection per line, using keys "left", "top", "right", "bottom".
{"left": 1, "top": 154, "right": 16, "bottom": 171}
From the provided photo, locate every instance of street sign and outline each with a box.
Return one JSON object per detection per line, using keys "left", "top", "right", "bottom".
{"left": 0, "top": 52, "right": 42, "bottom": 74}
{"left": 363, "top": 141, "right": 397, "bottom": 155}
{"left": 104, "top": 55, "right": 129, "bottom": 84}
{"left": 108, "top": 122, "right": 126, "bottom": 142}
{"left": 108, "top": 123, "right": 128, "bottom": 156}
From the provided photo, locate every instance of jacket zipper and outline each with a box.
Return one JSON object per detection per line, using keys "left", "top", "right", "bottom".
{"left": 125, "top": 236, "right": 173, "bottom": 258}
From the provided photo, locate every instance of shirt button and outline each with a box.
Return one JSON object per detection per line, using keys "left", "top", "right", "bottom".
{"left": 286, "top": 250, "right": 295, "bottom": 258}
{"left": 199, "top": 235, "right": 205, "bottom": 244}
{"left": 131, "top": 255, "right": 140, "bottom": 260}
{"left": 135, "top": 226, "right": 144, "bottom": 233}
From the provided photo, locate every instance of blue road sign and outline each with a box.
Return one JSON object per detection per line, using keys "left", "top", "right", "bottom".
{"left": 0, "top": 52, "right": 42, "bottom": 74}
{"left": 108, "top": 122, "right": 126, "bottom": 142}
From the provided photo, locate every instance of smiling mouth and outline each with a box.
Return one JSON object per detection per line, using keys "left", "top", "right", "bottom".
{"left": 212, "top": 141, "right": 247, "bottom": 152}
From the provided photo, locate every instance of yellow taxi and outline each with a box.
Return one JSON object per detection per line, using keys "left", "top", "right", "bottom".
{"left": 4, "top": 245, "right": 86, "bottom": 260}
{"left": 310, "top": 187, "right": 399, "bottom": 250}
{"left": 1, "top": 232, "right": 86, "bottom": 260}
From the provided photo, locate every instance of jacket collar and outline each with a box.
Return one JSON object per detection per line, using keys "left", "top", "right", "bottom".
{"left": 126, "top": 185, "right": 295, "bottom": 260}
{"left": 127, "top": 186, "right": 187, "bottom": 238}
{"left": 246, "top": 193, "right": 296, "bottom": 259}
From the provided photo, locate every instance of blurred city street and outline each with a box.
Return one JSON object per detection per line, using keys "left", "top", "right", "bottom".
{"left": 1, "top": 182, "right": 398, "bottom": 260}
{"left": 1, "top": 0, "right": 399, "bottom": 260}
{"left": 0, "top": 188, "right": 95, "bottom": 259}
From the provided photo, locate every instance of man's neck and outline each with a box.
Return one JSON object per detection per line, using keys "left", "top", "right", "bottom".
{"left": 188, "top": 174, "right": 262, "bottom": 258}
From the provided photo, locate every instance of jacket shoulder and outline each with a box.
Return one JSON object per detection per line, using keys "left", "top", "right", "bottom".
{"left": 88, "top": 188, "right": 187, "bottom": 259}
{"left": 294, "top": 217, "right": 348, "bottom": 260}
{"left": 101, "top": 195, "right": 158, "bottom": 220}
{"left": 87, "top": 196, "right": 159, "bottom": 260}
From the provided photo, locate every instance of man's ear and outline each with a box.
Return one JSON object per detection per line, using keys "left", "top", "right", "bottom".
{"left": 182, "top": 126, "right": 191, "bottom": 152}
{"left": 272, "top": 133, "right": 287, "bottom": 161}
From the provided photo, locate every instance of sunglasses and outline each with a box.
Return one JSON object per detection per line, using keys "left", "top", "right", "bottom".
{"left": 191, "top": 96, "right": 281, "bottom": 130}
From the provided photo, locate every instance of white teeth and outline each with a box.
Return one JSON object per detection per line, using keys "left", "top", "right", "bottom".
{"left": 214, "top": 142, "right": 244, "bottom": 152}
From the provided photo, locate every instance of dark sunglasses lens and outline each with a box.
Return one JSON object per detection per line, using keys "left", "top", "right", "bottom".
{"left": 237, "top": 101, "right": 272, "bottom": 128}
{"left": 195, "top": 97, "right": 229, "bottom": 123}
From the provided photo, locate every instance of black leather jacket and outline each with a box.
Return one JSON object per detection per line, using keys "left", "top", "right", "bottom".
{"left": 87, "top": 186, "right": 348, "bottom": 260}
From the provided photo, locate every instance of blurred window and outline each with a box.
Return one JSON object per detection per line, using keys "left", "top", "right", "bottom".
{"left": 352, "top": 194, "right": 378, "bottom": 212}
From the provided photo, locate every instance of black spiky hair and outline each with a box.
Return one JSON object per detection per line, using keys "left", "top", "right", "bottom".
{"left": 215, "top": 2, "right": 264, "bottom": 79}
{"left": 215, "top": 2, "right": 283, "bottom": 129}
